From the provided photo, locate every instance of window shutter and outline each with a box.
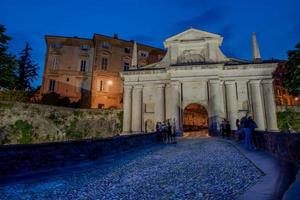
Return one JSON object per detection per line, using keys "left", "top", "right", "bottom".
{"left": 96, "top": 79, "right": 100, "bottom": 91}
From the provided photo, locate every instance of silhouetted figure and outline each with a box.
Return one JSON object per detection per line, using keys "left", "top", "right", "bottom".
{"left": 225, "top": 120, "right": 231, "bottom": 138}
{"left": 248, "top": 116, "right": 258, "bottom": 149}
{"left": 220, "top": 119, "right": 226, "bottom": 137}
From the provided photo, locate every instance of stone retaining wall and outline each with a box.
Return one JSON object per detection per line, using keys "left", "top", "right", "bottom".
{"left": 0, "top": 133, "right": 157, "bottom": 178}
{"left": 254, "top": 131, "right": 300, "bottom": 166}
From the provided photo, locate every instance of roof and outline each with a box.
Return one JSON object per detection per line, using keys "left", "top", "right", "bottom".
{"left": 45, "top": 33, "right": 166, "bottom": 52}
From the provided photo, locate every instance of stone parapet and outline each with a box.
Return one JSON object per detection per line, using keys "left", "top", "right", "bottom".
{"left": 0, "top": 133, "right": 158, "bottom": 178}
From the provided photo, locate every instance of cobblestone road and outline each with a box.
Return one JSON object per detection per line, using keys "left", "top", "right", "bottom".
{"left": 0, "top": 138, "right": 263, "bottom": 200}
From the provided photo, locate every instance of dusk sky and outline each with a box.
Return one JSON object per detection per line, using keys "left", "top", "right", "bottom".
{"left": 1, "top": 0, "right": 299, "bottom": 87}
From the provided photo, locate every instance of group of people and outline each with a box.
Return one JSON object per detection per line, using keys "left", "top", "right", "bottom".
{"left": 219, "top": 114, "right": 258, "bottom": 150}
{"left": 235, "top": 114, "right": 258, "bottom": 150}
{"left": 156, "top": 119, "right": 177, "bottom": 144}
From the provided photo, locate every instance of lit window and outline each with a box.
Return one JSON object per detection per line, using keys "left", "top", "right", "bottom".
{"left": 80, "top": 60, "right": 87, "bottom": 72}
{"left": 81, "top": 45, "right": 90, "bottom": 51}
{"left": 49, "top": 80, "right": 56, "bottom": 92}
{"left": 124, "top": 62, "right": 129, "bottom": 71}
{"left": 125, "top": 47, "right": 131, "bottom": 54}
{"left": 102, "top": 41, "right": 110, "bottom": 49}
{"left": 97, "top": 79, "right": 106, "bottom": 92}
{"left": 101, "top": 57, "right": 108, "bottom": 70}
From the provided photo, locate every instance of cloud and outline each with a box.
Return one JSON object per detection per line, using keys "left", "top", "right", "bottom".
{"left": 174, "top": 6, "right": 229, "bottom": 31}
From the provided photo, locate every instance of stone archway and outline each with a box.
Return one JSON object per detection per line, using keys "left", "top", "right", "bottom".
{"left": 183, "top": 103, "right": 209, "bottom": 137}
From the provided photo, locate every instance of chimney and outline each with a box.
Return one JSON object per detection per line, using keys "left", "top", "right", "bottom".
{"left": 113, "top": 33, "right": 118, "bottom": 39}
{"left": 252, "top": 32, "right": 262, "bottom": 62}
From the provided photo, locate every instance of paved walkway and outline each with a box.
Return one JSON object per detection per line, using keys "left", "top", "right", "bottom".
{"left": 0, "top": 137, "right": 266, "bottom": 200}
{"left": 229, "top": 140, "right": 294, "bottom": 200}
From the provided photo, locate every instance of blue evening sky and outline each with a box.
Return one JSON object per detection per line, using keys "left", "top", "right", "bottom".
{"left": 1, "top": 0, "right": 299, "bottom": 87}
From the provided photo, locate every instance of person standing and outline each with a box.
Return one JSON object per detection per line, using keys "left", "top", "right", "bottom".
{"left": 167, "top": 120, "right": 172, "bottom": 144}
{"left": 248, "top": 116, "right": 258, "bottom": 149}
{"left": 225, "top": 119, "right": 231, "bottom": 138}
{"left": 243, "top": 115, "right": 253, "bottom": 150}
{"left": 156, "top": 122, "right": 161, "bottom": 142}
{"left": 235, "top": 119, "right": 242, "bottom": 141}
{"left": 220, "top": 119, "right": 226, "bottom": 137}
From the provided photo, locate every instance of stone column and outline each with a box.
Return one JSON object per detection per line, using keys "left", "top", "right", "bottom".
{"left": 219, "top": 81, "right": 226, "bottom": 119}
{"left": 249, "top": 80, "right": 266, "bottom": 130}
{"left": 131, "top": 85, "right": 143, "bottom": 132}
{"left": 123, "top": 85, "right": 132, "bottom": 133}
{"left": 166, "top": 82, "right": 180, "bottom": 130}
{"left": 262, "top": 79, "right": 278, "bottom": 131}
{"left": 209, "top": 80, "right": 219, "bottom": 117}
{"left": 225, "top": 81, "right": 238, "bottom": 130}
{"left": 209, "top": 80, "right": 221, "bottom": 134}
{"left": 154, "top": 84, "right": 165, "bottom": 123}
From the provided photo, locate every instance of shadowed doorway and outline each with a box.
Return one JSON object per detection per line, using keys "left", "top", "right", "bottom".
{"left": 183, "top": 103, "right": 209, "bottom": 137}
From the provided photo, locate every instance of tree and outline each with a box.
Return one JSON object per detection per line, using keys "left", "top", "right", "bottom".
{"left": 283, "top": 43, "right": 300, "bottom": 96}
{"left": 16, "top": 43, "right": 39, "bottom": 90}
{"left": 0, "top": 24, "right": 17, "bottom": 89}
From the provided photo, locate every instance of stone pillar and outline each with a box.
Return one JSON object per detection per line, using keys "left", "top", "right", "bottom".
{"left": 250, "top": 80, "right": 266, "bottom": 131}
{"left": 154, "top": 84, "right": 165, "bottom": 123}
{"left": 209, "top": 80, "right": 219, "bottom": 117}
{"left": 219, "top": 81, "right": 226, "bottom": 119}
{"left": 209, "top": 80, "right": 221, "bottom": 134}
{"left": 123, "top": 85, "right": 132, "bottom": 133}
{"left": 262, "top": 79, "right": 278, "bottom": 131}
{"left": 166, "top": 82, "right": 180, "bottom": 130}
{"left": 131, "top": 85, "right": 143, "bottom": 132}
{"left": 225, "top": 81, "right": 238, "bottom": 130}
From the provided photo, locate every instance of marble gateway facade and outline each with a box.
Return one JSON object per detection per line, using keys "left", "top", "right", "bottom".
{"left": 120, "top": 28, "right": 278, "bottom": 134}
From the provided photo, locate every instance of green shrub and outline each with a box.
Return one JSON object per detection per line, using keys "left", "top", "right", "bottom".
{"left": 0, "top": 90, "right": 33, "bottom": 102}
{"left": 73, "top": 110, "right": 83, "bottom": 118}
{"left": 277, "top": 109, "right": 300, "bottom": 132}
{"left": 11, "top": 120, "right": 33, "bottom": 144}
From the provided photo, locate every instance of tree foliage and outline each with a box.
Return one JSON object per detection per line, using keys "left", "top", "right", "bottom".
{"left": 283, "top": 43, "right": 300, "bottom": 95}
{"left": 0, "top": 24, "right": 17, "bottom": 89}
{"left": 16, "top": 43, "right": 39, "bottom": 90}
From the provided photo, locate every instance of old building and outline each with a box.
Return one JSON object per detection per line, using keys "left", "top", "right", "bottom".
{"left": 121, "top": 28, "right": 279, "bottom": 134}
{"left": 41, "top": 34, "right": 165, "bottom": 108}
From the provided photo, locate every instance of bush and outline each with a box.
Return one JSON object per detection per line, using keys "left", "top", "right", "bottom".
{"left": 0, "top": 90, "right": 33, "bottom": 102}
{"left": 41, "top": 92, "right": 82, "bottom": 108}
{"left": 277, "top": 109, "right": 300, "bottom": 132}
{"left": 11, "top": 120, "right": 33, "bottom": 144}
{"left": 41, "top": 92, "right": 60, "bottom": 105}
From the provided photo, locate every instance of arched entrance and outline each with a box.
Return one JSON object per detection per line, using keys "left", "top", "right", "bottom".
{"left": 183, "top": 103, "right": 209, "bottom": 137}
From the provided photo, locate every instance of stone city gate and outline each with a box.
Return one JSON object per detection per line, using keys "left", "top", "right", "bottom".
{"left": 120, "top": 28, "right": 279, "bottom": 134}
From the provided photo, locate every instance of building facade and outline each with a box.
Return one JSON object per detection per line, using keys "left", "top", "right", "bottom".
{"left": 121, "top": 28, "right": 279, "bottom": 134}
{"left": 41, "top": 34, "right": 165, "bottom": 108}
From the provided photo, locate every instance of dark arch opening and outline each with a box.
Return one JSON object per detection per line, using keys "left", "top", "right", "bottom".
{"left": 183, "top": 103, "right": 208, "bottom": 134}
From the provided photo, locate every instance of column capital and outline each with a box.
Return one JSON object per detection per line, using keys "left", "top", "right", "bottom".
{"left": 170, "top": 81, "right": 180, "bottom": 87}
{"left": 261, "top": 79, "right": 274, "bottom": 85}
{"left": 224, "top": 80, "right": 236, "bottom": 85}
{"left": 249, "top": 79, "right": 261, "bottom": 85}
{"left": 209, "top": 79, "right": 220, "bottom": 84}
{"left": 124, "top": 85, "right": 133, "bottom": 89}
{"left": 133, "top": 85, "right": 143, "bottom": 90}
{"left": 155, "top": 83, "right": 165, "bottom": 88}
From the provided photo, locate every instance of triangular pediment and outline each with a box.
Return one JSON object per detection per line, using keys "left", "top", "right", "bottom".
{"left": 165, "top": 28, "right": 221, "bottom": 43}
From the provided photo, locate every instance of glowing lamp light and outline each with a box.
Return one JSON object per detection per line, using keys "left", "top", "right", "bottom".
{"left": 107, "top": 80, "right": 113, "bottom": 85}
{"left": 295, "top": 97, "right": 299, "bottom": 101}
